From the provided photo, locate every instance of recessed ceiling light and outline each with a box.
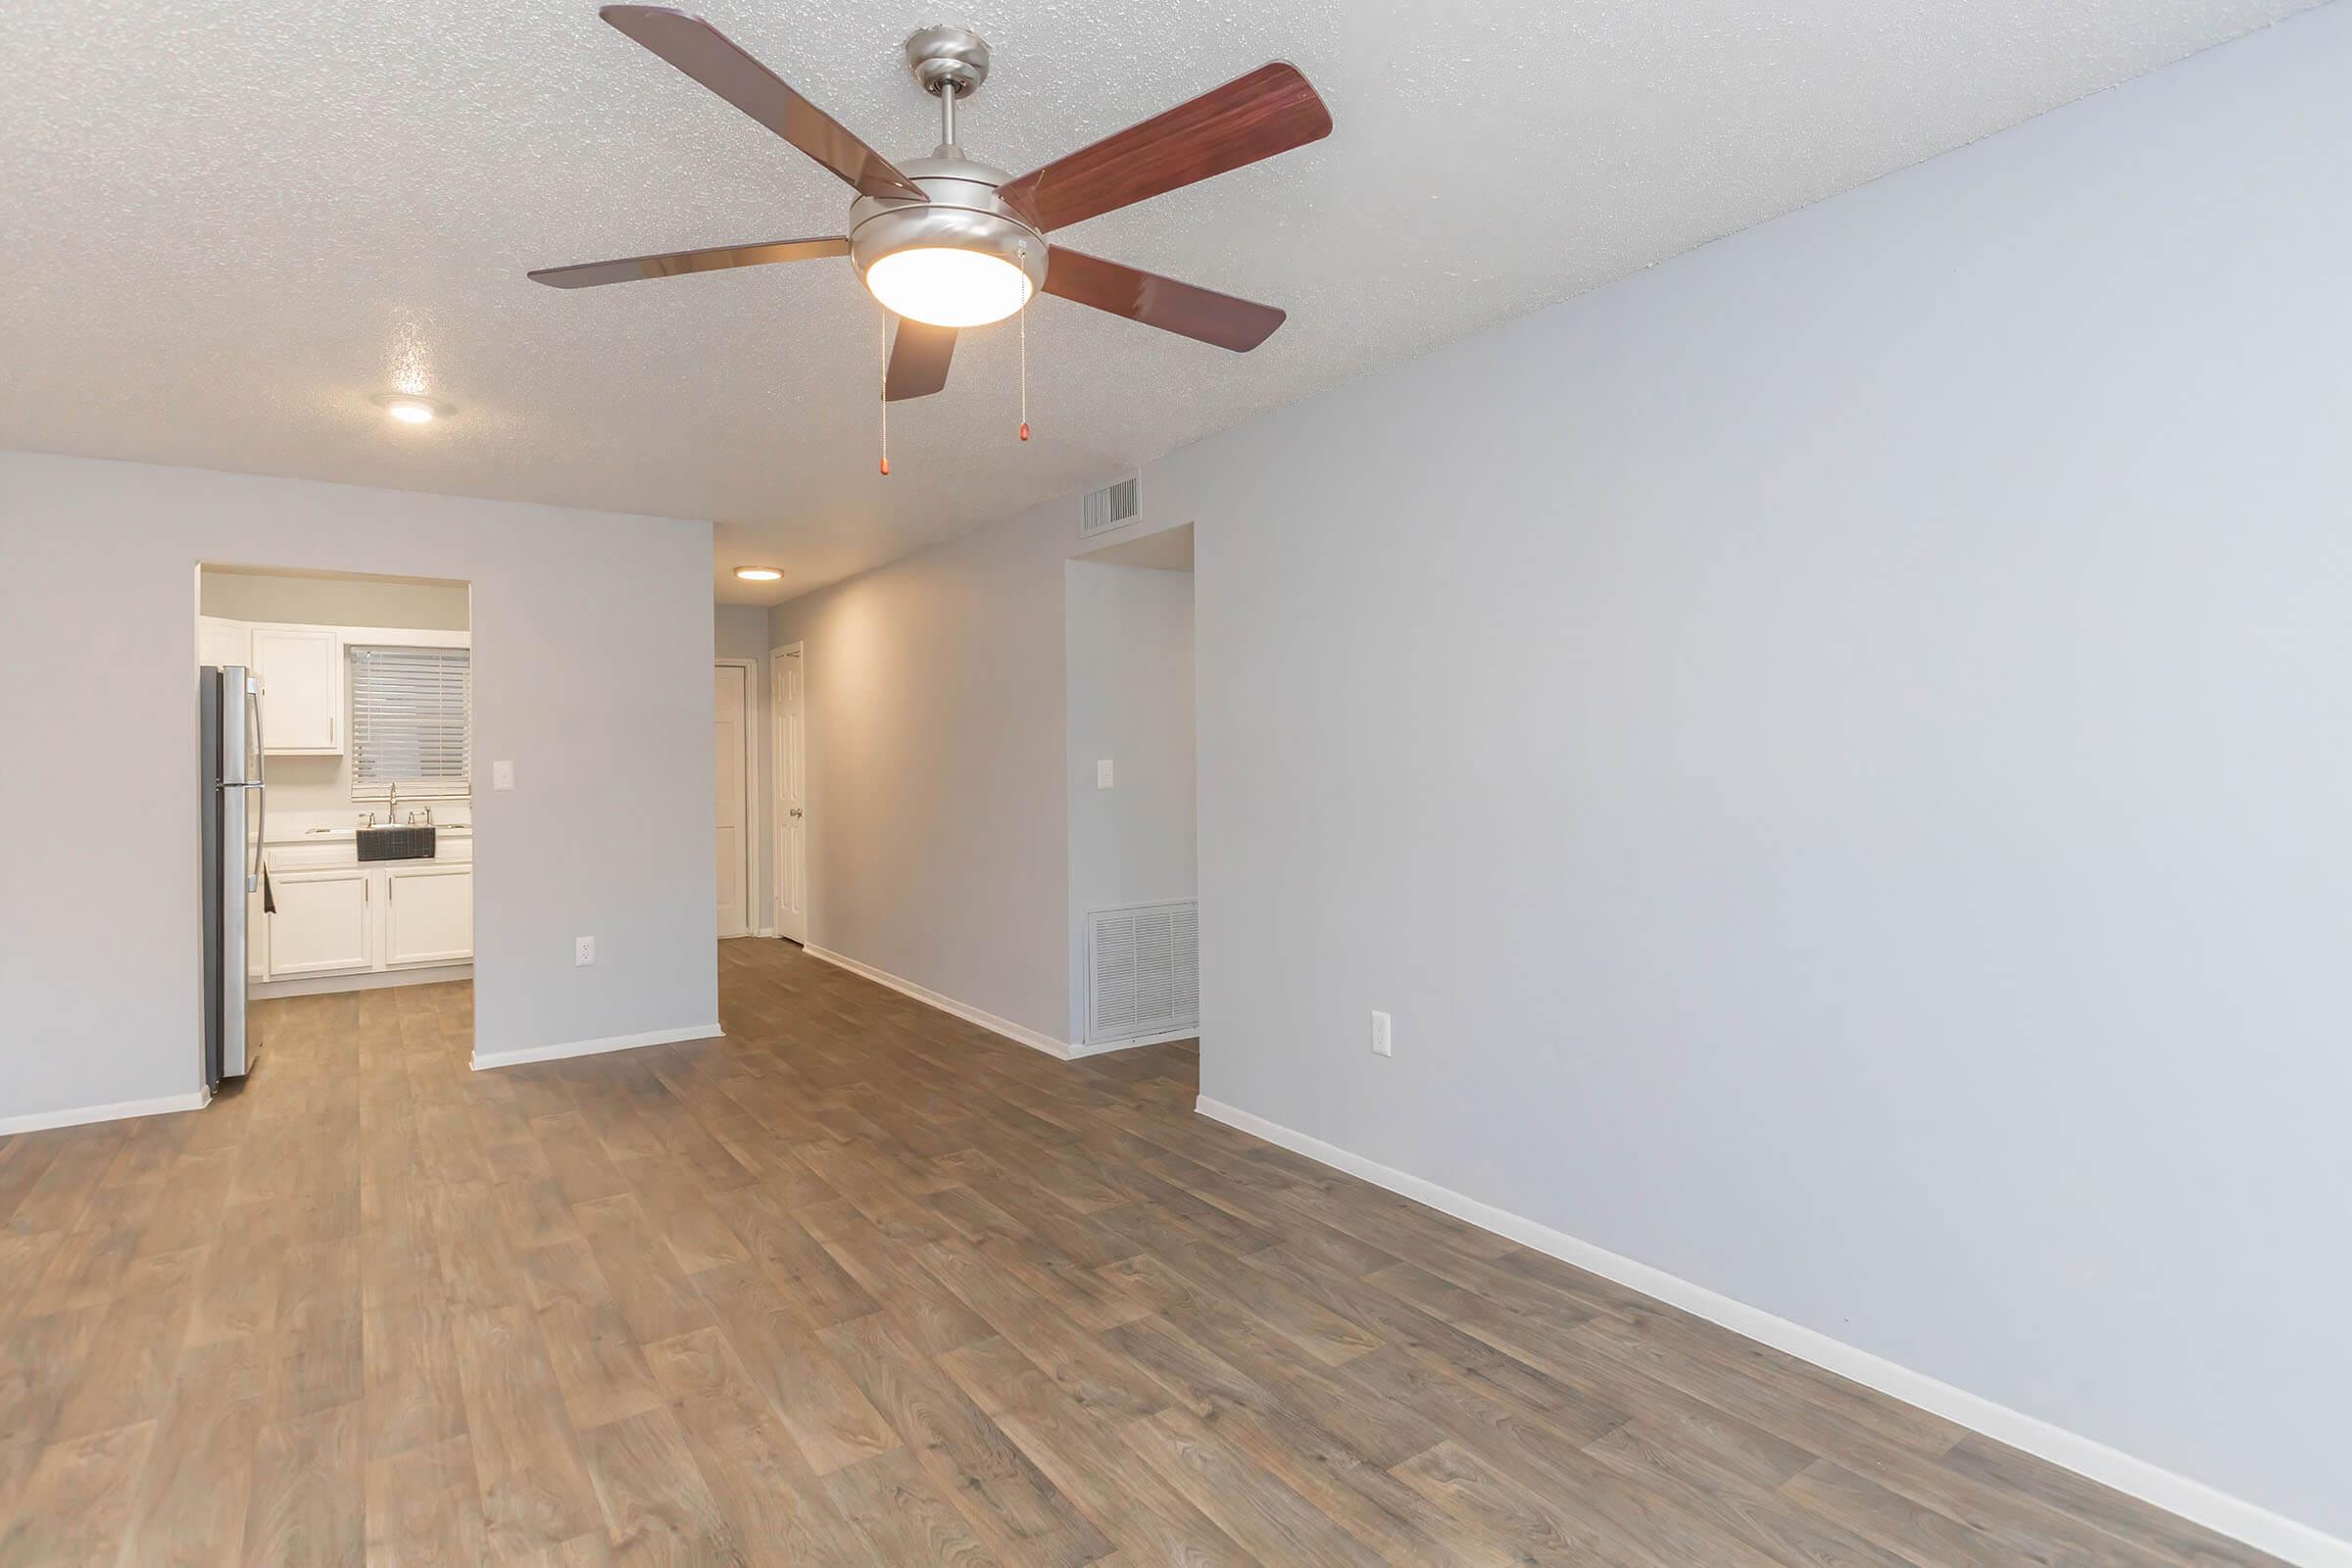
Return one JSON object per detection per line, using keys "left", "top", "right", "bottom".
{"left": 371, "top": 392, "right": 446, "bottom": 424}
{"left": 734, "top": 565, "right": 784, "bottom": 582}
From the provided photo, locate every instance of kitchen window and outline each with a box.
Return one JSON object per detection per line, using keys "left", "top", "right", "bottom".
{"left": 349, "top": 644, "right": 469, "bottom": 800}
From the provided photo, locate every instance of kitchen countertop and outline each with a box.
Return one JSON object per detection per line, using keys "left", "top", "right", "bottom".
{"left": 265, "top": 824, "right": 473, "bottom": 847}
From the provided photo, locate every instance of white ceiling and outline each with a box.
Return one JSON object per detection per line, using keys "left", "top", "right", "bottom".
{"left": 3, "top": 0, "right": 2310, "bottom": 605}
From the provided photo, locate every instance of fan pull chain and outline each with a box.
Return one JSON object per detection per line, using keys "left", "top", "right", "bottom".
{"left": 877, "top": 307, "right": 891, "bottom": 476}
{"left": 1017, "top": 243, "right": 1031, "bottom": 443}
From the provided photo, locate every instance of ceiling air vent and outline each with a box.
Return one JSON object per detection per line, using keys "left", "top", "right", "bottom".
{"left": 1080, "top": 475, "right": 1141, "bottom": 536}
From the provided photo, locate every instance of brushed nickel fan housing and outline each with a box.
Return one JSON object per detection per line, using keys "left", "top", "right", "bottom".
{"left": 847, "top": 155, "right": 1050, "bottom": 299}
{"left": 851, "top": 31, "right": 1043, "bottom": 301}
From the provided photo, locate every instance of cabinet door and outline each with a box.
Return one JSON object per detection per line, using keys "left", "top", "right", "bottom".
{"left": 252, "top": 627, "right": 340, "bottom": 754}
{"left": 198, "top": 616, "right": 251, "bottom": 669}
{"left": 268, "top": 868, "right": 373, "bottom": 976}
{"left": 385, "top": 866, "right": 472, "bottom": 967}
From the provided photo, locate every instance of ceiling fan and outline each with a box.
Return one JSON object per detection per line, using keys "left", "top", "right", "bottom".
{"left": 529, "top": 6, "right": 1332, "bottom": 407}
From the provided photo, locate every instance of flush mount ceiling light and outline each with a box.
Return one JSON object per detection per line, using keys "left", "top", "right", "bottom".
{"left": 370, "top": 392, "right": 445, "bottom": 425}
{"left": 863, "top": 245, "right": 1032, "bottom": 330}
{"left": 733, "top": 565, "right": 784, "bottom": 582}
{"left": 527, "top": 7, "right": 1330, "bottom": 407}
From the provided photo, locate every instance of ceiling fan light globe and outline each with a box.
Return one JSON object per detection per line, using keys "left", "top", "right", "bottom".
{"left": 864, "top": 247, "right": 1033, "bottom": 328}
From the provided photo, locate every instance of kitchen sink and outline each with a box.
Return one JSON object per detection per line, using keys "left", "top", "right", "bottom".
{"left": 357, "top": 824, "right": 437, "bottom": 861}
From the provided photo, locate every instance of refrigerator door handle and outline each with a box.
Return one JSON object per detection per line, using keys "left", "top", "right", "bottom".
{"left": 247, "top": 679, "right": 266, "bottom": 893}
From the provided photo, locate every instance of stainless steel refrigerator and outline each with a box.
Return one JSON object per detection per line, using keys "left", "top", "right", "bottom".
{"left": 200, "top": 663, "right": 266, "bottom": 1087}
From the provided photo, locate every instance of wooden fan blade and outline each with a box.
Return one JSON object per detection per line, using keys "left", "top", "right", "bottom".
{"left": 1044, "top": 248, "right": 1285, "bottom": 352}
{"left": 600, "top": 6, "right": 923, "bottom": 201}
{"left": 885, "top": 318, "right": 956, "bottom": 401}
{"left": 527, "top": 235, "right": 848, "bottom": 289}
{"left": 1000, "top": 62, "right": 1330, "bottom": 232}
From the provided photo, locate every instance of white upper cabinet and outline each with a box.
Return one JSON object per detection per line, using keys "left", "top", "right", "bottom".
{"left": 251, "top": 626, "right": 341, "bottom": 754}
{"left": 196, "top": 615, "right": 251, "bottom": 668}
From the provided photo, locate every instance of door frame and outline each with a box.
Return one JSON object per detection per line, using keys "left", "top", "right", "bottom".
{"left": 714, "top": 658, "right": 757, "bottom": 940}
{"left": 771, "top": 642, "right": 807, "bottom": 944}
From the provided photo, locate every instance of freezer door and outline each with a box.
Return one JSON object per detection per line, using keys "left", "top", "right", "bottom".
{"left": 220, "top": 664, "right": 258, "bottom": 786}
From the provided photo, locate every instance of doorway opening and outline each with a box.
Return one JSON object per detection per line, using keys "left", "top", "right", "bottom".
{"left": 1064, "top": 522, "right": 1197, "bottom": 1052}
{"left": 196, "top": 564, "right": 475, "bottom": 1088}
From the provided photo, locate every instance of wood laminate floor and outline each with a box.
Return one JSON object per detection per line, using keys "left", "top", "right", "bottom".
{"left": 0, "top": 938, "right": 2287, "bottom": 1566}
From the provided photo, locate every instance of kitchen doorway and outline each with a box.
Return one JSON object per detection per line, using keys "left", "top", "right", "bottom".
{"left": 196, "top": 564, "right": 475, "bottom": 1087}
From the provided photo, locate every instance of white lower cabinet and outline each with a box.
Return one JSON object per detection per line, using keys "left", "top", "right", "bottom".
{"left": 267, "top": 868, "right": 374, "bottom": 976}
{"left": 264, "top": 849, "right": 472, "bottom": 982}
{"left": 385, "top": 865, "right": 473, "bottom": 967}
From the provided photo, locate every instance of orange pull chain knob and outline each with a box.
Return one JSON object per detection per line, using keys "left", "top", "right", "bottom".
{"left": 879, "top": 455, "right": 891, "bottom": 476}
{"left": 1018, "top": 422, "right": 1030, "bottom": 442}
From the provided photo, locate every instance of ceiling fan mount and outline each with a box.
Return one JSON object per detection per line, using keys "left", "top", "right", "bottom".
{"left": 902, "top": 24, "right": 991, "bottom": 98}
{"left": 528, "top": 6, "right": 1332, "bottom": 406}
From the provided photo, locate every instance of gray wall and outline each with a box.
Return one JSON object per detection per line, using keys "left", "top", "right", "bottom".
{"left": 714, "top": 604, "right": 772, "bottom": 931}
{"left": 768, "top": 495, "right": 1075, "bottom": 1040}
{"left": 1065, "top": 561, "right": 1197, "bottom": 1039}
{"left": 1159, "top": 4, "right": 2350, "bottom": 1538}
{"left": 0, "top": 452, "right": 717, "bottom": 1116}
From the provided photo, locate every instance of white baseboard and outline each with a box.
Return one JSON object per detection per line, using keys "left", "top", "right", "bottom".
{"left": 1, "top": 1087, "right": 212, "bottom": 1137}
{"left": 252, "top": 962, "right": 470, "bottom": 1000}
{"left": 1194, "top": 1097, "right": 2351, "bottom": 1568}
{"left": 472, "top": 1022, "right": 722, "bottom": 1071}
{"left": 804, "top": 945, "right": 1076, "bottom": 1059}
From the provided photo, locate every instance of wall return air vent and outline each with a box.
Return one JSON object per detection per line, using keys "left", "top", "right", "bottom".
{"left": 1080, "top": 474, "right": 1142, "bottom": 536}
{"left": 1087, "top": 899, "right": 1198, "bottom": 1045}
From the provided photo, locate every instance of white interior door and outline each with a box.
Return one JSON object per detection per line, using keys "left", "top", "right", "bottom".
{"left": 773, "top": 645, "right": 808, "bottom": 944}
{"left": 714, "top": 662, "right": 750, "bottom": 938}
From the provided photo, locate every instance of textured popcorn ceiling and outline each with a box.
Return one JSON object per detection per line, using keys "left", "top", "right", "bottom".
{"left": 1, "top": 0, "right": 2313, "bottom": 602}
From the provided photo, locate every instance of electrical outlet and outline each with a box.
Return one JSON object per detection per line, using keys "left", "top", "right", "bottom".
{"left": 1370, "top": 1009, "right": 1393, "bottom": 1056}
{"left": 1096, "top": 759, "right": 1114, "bottom": 789}
{"left": 575, "top": 936, "right": 595, "bottom": 966}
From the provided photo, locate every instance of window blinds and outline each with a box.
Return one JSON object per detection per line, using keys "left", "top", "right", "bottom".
{"left": 348, "top": 645, "right": 469, "bottom": 796}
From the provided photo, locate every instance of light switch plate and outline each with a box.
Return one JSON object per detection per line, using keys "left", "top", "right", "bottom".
{"left": 1096, "top": 759, "right": 1114, "bottom": 789}
{"left": 1370, "top": 1010, "right": 1393, "bottom": 1056}
{"left": 492, "top": 760, "right": 515, "bottom": 791}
